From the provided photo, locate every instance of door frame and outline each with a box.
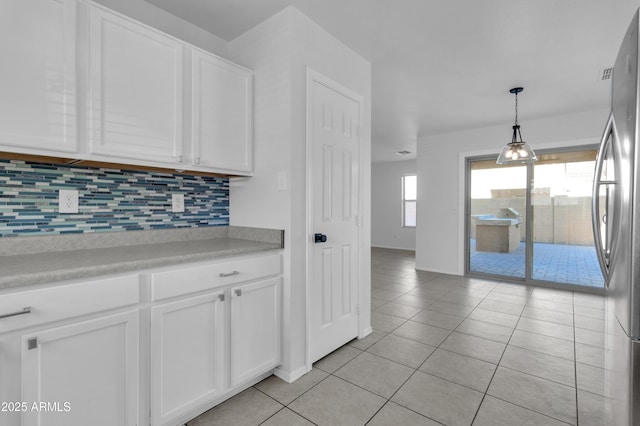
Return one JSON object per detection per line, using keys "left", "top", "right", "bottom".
{"left": 304, "top": 68, "right": 367, "bottom": 370}
{"left": 464, "top": 145, "right": 605, "bottom": 293}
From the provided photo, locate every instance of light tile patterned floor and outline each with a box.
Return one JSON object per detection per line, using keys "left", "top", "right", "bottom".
{"left": 187, "top": 248, "right": 606, "bottom": 425}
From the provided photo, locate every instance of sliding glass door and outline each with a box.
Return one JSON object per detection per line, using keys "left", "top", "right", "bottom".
{"left": 468, "top": 160, "right": 527, "bottom": 278}
{"left": 531, "top": 151, "right": 604, "bottom": 286}
{"left": 466, "top": 147, "right": 604, "bottom": 288}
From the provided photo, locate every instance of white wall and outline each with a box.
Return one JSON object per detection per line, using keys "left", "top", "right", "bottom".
{"left": 291, "top": 8, "right": 372, "bottom": 374}
{"left": 92, "top": 0, "right": 227, "bottom": 56}
{"left": 228, "top": 7, "right": 371, "bottom": 382}
{"left": 226, "top": 8, "right": 297, "bottom": 379}
{"left": 416, "top": 108, "right": 610, "bottom": 275}
{"left": 372, "top": 160, "right": 416, "bottom": 250}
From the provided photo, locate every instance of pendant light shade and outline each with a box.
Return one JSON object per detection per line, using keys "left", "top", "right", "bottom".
{"left": 496, "top": 87, "right": 537, "bottom": 164}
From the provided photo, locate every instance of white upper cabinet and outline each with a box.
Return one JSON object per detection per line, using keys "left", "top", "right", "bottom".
{"left": 191, "top": 49, "right": 253, "bottom": 174}
{"left": 0, "top": 0, "right": 77, "bottom": 154}
{"left": 0, "top": 0, "right": 254, "bottom": 175}
{"left": 87, "top": 5, "right": 184, "bottom": 165}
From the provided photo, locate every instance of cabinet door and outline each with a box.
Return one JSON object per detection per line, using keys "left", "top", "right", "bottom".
{"left": 191, "top": 50, "right": 253, "bottom": 174}
{"left": 0, "top": 331, "right": 22, "bottom": 426}
{"left": 88, "top": 6, "right": 183, "bottom": 164}
{"left": 230, "top": 278, "right": 281, "bottom": 386}
{"left": 21, "top": 310, "right": 139, "bottom": 426}
{"left": 150, "top": 291, "right": 225, "bottom": 426}
{"left": 0, "top": 0, "right": 77, "bottom": 154}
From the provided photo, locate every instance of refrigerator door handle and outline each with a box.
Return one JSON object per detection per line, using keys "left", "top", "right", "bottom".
{"left": 592, "top": 112, "right": 615, "bottom": 282}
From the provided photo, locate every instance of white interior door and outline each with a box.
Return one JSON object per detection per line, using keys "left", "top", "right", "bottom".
{"left": 308, "top": 71, "right": 361, "bottom": 363}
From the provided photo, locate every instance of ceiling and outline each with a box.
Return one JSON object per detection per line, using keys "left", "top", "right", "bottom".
{"left": 146, "top": 0, "right": 639, "bottom": 162}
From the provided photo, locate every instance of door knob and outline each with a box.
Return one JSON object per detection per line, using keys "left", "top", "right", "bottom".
{"left": 314, "top": 233, "right": 327, "bottom": 243}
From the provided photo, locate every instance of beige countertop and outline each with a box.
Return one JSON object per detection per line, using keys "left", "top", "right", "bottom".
{"left": 0, "top": 227, "right": 283, "bottom": 290}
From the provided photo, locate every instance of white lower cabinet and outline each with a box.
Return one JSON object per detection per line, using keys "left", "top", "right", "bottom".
{"left": 230, "top": 278, "right": 282, "bottom": 386}
{"left": 150, "top": 291, "right": 225, "bottom": 426}
{"left": 0, "top": 274, "right": 140, "bottom": 426}
{"left": 0, "top": 252, "right": 282, "bottom": 426}
{"left": 21, "top": 310, "right": 140, "bottom": 426}
{"left": 149, "top": 253, "right": 282, "bottom": 426}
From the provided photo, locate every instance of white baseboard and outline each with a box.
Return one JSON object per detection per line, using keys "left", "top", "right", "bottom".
{"left": 414, "top": 264, "right": 461, "bottom": 276}
{"left": 358, "top": 326, "right": 373, "bottom": 339}
{"left": 274, "top": 364, "right": 310, "bottom": 384}
{"left": 371, "top": 244, "right": 416, "bottom": 251}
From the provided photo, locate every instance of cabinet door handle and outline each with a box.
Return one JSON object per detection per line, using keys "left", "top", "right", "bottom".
{"left": 218, "top": 294, "right": 225, "bottom": 302}
{"left": 219, "top": 271, "right": 240, "bottom": 277}
{"left": 234, "top": 289, "right": 242, "bottom": 297}
{"left": 0, "top": 306, "right": 32, "bottom": 319}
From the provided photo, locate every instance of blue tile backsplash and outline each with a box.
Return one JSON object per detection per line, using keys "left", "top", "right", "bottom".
{"left": 0, "top": 160, "right": 229, "bottom": 237}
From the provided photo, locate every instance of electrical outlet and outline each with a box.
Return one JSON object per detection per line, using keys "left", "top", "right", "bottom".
{"left": 171, "top": 194, "right": 185, "bottom": 213}
{"left": 59, "top": 189, "right": 79, "bottom": 213}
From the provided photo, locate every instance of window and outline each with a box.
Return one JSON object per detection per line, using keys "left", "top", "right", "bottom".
{"left": 402, "top": 175, "right": 417, "bottom": 227}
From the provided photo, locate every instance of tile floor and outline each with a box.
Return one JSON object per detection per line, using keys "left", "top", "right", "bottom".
{"left": 187, "top": 247, "right": 606, "bottom": 425}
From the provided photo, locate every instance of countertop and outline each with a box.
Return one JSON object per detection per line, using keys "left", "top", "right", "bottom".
{"left": 0, "top": 227, "right": 283, "bottom": 290}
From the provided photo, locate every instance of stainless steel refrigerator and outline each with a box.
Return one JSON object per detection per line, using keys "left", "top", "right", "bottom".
{"left": 592, "top": 8, "right": 640, "bottom": 426}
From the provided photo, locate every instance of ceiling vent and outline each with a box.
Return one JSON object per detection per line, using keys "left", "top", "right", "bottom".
{"left": 600, "top": 67, "right": 614, "bottom": 81}
{"left": 396, "top": 150, "right": 412, "bottom": 155}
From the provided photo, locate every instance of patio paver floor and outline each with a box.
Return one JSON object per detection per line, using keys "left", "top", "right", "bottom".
{"left": 470, "top": 239, "right": 604, "bottom": 288}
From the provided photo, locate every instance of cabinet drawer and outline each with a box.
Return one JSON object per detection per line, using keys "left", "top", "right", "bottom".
{"left": 151, "top": 253, "right": 282, "bottom": 301}
{"left": 0, "top": 275, "right": 139, "bottom": 334}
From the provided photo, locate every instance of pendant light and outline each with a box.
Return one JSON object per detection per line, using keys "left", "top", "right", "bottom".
{"left": 496, "top": 87, "right": 537, "bottom": 164}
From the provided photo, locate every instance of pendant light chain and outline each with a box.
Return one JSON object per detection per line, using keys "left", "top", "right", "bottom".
{"left": 514, "top": 91, "right": 519, "bottom": 127}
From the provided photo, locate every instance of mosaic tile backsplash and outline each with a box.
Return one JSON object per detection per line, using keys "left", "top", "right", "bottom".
{"left": 0, "top": 160, "right": 229, "bottom": 237}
